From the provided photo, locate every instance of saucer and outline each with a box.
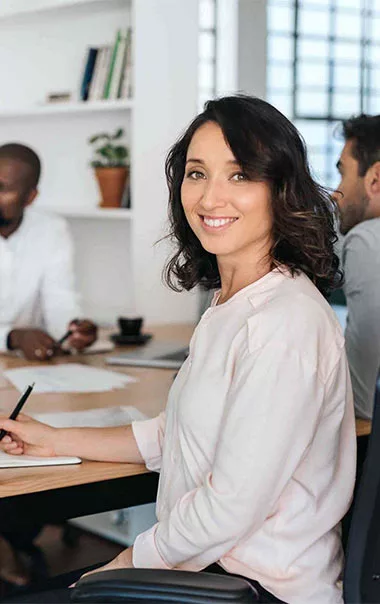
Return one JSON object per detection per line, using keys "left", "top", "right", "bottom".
{"left": 110, "top": 333, "right": 153, "bottom": 346}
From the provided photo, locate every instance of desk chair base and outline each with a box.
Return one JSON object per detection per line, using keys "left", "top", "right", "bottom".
{"left": 71, "top": 568, "right": 259, "bottom": 603}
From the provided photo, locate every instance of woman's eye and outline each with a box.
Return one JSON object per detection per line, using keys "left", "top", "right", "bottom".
{"left": 186, "top": 170, "right": 205, "bottom": 180}
{"left": 231, "top": 172, "right": 246, "bottom": 182}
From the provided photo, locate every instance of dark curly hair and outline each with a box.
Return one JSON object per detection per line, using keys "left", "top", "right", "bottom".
{"left": 164, "top": 95, "right": 342, "bottom": 297}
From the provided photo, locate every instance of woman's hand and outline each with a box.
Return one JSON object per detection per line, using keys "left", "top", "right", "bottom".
{"left": 73, "top": 547, "right": 134, "bottom": 586}
{"left": 0, "top": 414, "right": 57, "bottom": 457}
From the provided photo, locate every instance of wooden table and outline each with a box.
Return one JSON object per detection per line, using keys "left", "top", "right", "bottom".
{"left": 0, "top": 324, "right": 194, "bottom": 531}
{"left": 0, "top": 322, "right": 371, "bottom": 530}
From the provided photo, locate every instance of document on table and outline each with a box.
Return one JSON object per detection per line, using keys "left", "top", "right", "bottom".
{"left": 31, "top": 405, "right": 147, "bottom": 428}
{"left": 0, "top": 451, "right": 81, "bottom": 469}
{"left": 3, "top": 363, "right": 137, "bottom": 393}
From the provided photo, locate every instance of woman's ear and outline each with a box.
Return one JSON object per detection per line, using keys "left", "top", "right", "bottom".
{"left": 364, "top": 161, "right": 380, "bottom": 199}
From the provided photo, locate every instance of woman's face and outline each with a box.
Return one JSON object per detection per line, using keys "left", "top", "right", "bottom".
{"left": 181, "top": 121, "right": 273, "bottom": 264}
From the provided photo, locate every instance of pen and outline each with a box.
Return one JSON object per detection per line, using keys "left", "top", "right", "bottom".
{"left": 57, "top": 330, "right": 73, "bottom": 346}
{"left": 0, "top": 382, "right": 35, "bottom": 442}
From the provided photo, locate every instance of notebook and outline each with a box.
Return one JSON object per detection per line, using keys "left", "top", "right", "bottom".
{"left": 106, "top": 341, "right": 189, "bottom": 369}
{"left": 0, "top": 451, "right": 81, "bottom": 469}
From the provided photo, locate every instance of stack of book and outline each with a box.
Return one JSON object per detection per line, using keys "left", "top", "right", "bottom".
{"left": 80, "top": 28, "right": 133, "bottom": 102}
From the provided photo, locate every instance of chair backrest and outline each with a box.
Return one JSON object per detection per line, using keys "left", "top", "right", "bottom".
{"left": 344, "top": 382, "right": 380, "bottom": 603}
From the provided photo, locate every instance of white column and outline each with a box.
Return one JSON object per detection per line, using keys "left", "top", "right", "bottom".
{"left": 132, "top": 0, "right": 200, "bottom": 324}
{"left": 237, "top": 0, "right": 267, "bottom": 99}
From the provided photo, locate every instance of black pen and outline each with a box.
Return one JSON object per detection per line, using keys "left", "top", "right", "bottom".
{"left": 57, "top": 330, "right": 73, "bottom": 346}
{"left": 0, "top": 383, "right": 35, "bottom": 442}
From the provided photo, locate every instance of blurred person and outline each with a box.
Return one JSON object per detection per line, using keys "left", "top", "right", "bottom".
{"left": 334, "top": 115, "right": 380, "bottom": 419}
{"left": 0, "top": 143, "right": 97, "bottom": 360}
{"left": 0, "top": 143, "right": 97, "bottom": 589}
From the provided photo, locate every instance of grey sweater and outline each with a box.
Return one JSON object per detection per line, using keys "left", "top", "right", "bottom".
{"left": 342, "top": 218, "right": 380, "bottom": 419}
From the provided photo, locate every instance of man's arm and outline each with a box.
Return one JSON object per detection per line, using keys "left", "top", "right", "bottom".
{"left": 40, "top": 217, "right": 82, "bottom": 340}
{"left": 343, "top": 229, "right": 380, "bottom": 419}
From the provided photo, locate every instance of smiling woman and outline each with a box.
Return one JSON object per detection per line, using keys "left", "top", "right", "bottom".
{"left": 0, "top": 96, "right": 356, "bottom": 604}
{"left": 164, "top": 95, "right": 342, "bottom": 299}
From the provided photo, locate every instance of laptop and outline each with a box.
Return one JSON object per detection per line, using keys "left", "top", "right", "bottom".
{"left": 106, "top": 341, "right": 189, "bottom": 369}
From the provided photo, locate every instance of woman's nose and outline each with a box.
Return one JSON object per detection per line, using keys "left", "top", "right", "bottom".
{"left": 200, "top": 180, "right": 227, "bottom": 210}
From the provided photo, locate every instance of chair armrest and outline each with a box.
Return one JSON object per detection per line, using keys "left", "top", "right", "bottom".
{"left": 71, "top": 568, "right": 259, "bottom": 603}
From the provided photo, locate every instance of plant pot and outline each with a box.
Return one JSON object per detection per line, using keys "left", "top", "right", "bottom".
{"left": 95, "top": 166, "right": 129, "bottom": 208}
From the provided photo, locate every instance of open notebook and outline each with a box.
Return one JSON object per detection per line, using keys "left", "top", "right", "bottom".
{"left": 0, "top": 406, "right": 146, "bottom": 469}
{"left": 0, "top": 451, "right": 81, "bottom": 469}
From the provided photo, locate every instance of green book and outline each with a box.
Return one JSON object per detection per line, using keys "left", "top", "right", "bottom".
{"left": 104, "top": 29, "right": 121, "bottom": 99}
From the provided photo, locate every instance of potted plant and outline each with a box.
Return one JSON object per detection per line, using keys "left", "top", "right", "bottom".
{"left": 89, "top": 128, "right": 129, "bottom": 208}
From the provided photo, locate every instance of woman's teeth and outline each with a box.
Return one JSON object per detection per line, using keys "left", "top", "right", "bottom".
{"left": 203, "top": 217, "right": 237, "bottom": 227}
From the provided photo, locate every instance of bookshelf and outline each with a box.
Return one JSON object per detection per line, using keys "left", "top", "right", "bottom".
{"left": 0, "top": 99, "right": 133, "bottom": 119}
{"left": 0, "top": 0, "right": 128, "bottom": 19}
{"left": 37, "top": 206, "right": 133, "bottom": 220}
{"left": 0, "top": 0, "right": 199, "bottom": 325}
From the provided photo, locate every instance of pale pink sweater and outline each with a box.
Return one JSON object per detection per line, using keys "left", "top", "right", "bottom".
{"left": 132, "top": 269, "right": 356, "bottom": 604}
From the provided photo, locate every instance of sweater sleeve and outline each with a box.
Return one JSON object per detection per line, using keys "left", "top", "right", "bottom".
{"left": 343, "top": 230, "right": 380, "bottom": 419}
{"left": 133, "top": 335, "right": 328, "bottom": 570}
{"left": 132, "top": 412, "right": 166, "bottom": 472}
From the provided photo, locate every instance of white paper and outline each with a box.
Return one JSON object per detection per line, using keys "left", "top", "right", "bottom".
{"left": 0, "top": 450, "right": 81, "bottom": 468}
{"left": 80, "top": 340, "right": 115, "bottom": 355}
{"left": 32, "top": 405, "right": 147, "bottom": 428}
{"left": 3, "top": 363, "right": 137, "bottom": 393}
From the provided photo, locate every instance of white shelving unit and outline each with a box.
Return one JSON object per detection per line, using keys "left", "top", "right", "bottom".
{"left": 37, "top": 205, "right": 133, "bottom": 219}
{"left": 0, "top": 99, "right": 133, "bottom": 118}
{"left": 0, "top": 0, "right": 199, "bottom": 325}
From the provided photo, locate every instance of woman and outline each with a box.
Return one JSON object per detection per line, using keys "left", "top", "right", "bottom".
{"left": 0, "top": 96, "right": 355, "bottom": 604}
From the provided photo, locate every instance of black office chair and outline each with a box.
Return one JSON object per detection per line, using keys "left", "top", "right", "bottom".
{"left": 71, "top": 568, "right": 258, "bottom": 602}
{"left": 344, "top": 381, "right": 380, "bottom": 603}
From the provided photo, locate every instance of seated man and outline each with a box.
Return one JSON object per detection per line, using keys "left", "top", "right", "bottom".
{"left": 334, "top": 114, "right": 380, "bottom": 419}
{"left": 0, "top": 143, "right": 98, "bottom": 588}
{"left": 0, "top": 143, "right": 97, "bottom": 359}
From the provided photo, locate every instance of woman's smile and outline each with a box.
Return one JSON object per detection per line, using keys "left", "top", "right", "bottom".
{"left": 200, "top": 215, "right": 238, "bottom": 232}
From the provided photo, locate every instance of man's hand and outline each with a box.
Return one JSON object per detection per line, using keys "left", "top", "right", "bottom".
{"left": 0, "top": 414, "right": 57, "bottom": 457}
{"left": 8, "top": 328, "right": 61, "bottom": 361}
{"left": 67, "top": 319, "right": 97, "bottom": 351}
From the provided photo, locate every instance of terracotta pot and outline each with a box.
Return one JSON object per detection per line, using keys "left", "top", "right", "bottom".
{"left": 95, "top": 166, "right": 129, "bottom": 208}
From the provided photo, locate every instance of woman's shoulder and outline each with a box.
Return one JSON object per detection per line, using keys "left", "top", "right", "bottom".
{"left": 244, "top": 272, "right": 345, "bottom": 380}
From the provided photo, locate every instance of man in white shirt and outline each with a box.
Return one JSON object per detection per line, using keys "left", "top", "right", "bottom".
{"left": 0, "top": 143, "right": 97, "bottom": 360}
{"left": 334, "top": 115, "right": 380, "bottom": 420}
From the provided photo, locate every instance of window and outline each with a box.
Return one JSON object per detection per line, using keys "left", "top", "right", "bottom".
{"left": 267, "top": 0, "right": 380, "bottom": 186}
{"left": 199, "top": 0, "right": 217, "bottom": 110}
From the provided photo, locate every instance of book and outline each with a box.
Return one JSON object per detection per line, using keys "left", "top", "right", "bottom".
{"left": 119, "top": 28, "right": 133, "bottom": 99}
{"left": 109, "top": 35, "right": 127, "bottom": 100}
{"left": 104, "top": 30, "right": 121, "bottom": 99}
{"left": 97, "top": 47, "right": 112, "bottom": 100}
{"left": 0, "top": 451, "right": 81, "bottom": 469}
{"left": 88, "top": 46, "right": 104, "bottom": 101}
{"left": 80, "top": 47, "right": 98, "bottom": 101}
